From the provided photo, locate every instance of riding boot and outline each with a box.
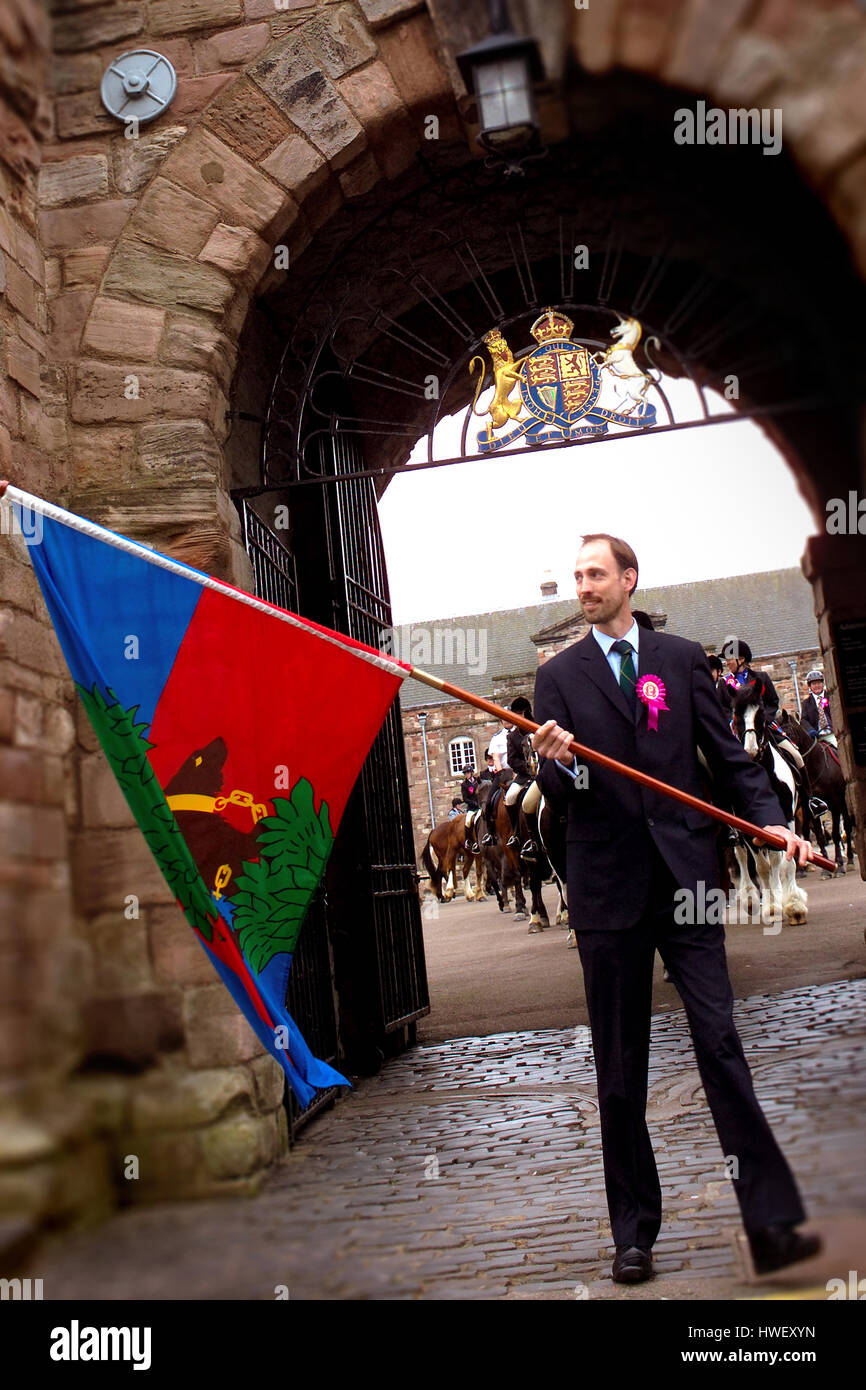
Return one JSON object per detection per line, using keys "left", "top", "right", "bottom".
{"left": 505, "top": 799, "right": 519, "bottom": 849}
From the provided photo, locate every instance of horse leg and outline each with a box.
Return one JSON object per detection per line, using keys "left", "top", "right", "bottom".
{"left": 779, "top": 848, "right": 809, "bottom": 924}
{"left": 830, "top": 803, "right": 846, "bottom": 877}
{"left": 527, "top": 865, "right": 550, "bottom": 933}
{"left": 554, "top": 875, "right": 568, "bottom": 926}
{"left": 752, "top": 847, "right": 783, "bottom": 930}
{"left": 732, "top": 841, "right": 761, "bottom": 919}
{"left": 471, "top": 852, "right": 485, "bottom": 900}
{"left": 843, "top": 800, "right": 856, "bottom": 869}
{"left": 509, "top": 850, "right": 528, "bottom": 920}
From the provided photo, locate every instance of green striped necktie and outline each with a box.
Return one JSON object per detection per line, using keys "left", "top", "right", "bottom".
{"left": 612, "top": 638, "right": 637, "bottom": 714}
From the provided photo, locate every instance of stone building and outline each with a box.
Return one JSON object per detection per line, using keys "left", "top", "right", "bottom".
{"left": 402, "top": 567, "right": 822, "bottom": 855}
{"left": 2, "top": 0, "right": 866, "bottom": 1249}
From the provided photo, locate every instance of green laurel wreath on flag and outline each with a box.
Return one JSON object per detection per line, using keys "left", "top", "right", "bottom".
{"left": 77, "top": 683, "right": 218, "bottom": 940}
{"left": 231, "top": 778, "right": 333, "bottom": 975}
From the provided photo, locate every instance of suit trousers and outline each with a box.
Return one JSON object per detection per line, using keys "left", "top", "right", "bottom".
{"left": 576, "top": 843, "right": 806, "bottom": 1248}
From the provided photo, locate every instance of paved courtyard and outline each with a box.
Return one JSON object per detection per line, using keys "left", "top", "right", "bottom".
{"left": 30, "top": 976, "right": 866, "bottom": 1300}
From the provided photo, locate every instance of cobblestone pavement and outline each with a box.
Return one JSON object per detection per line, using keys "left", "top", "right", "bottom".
{"left": 32, "top": 978, "right": 866, "bottom": 1301}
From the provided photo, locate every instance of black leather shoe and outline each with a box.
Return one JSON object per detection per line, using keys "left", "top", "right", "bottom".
{"left": 611, "top": 1245, "right": 653, "bottom": 1284}
{"left": 506, "top": 834, "right": 519, "bottom": 848}
{"left": 747, "top": 1223, "right": 821, "bottom": 1275}
{"left": 481, "top": 833, "right": 493, "bottom": 846}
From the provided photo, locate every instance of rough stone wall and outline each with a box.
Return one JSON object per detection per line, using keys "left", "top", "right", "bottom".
{"left": 0, "top": 0, "right": 105, "bottom": 1239}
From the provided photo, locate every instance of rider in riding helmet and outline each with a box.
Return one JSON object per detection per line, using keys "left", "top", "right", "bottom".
{"left": 707, "top": 653, "right": 725, "bottom": 694}
{"left": 503, "top": 697, "right": 540, "bottom": 853}
{"left": 719, "top": 636, "right": 804, "bottom": 769}
{"left": 801, "top": 669, "right": 836, "bottom": 745}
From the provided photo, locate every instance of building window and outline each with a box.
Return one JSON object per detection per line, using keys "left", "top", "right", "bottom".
{"left": 449, "top": 738, "right": 475, "bottom": 777}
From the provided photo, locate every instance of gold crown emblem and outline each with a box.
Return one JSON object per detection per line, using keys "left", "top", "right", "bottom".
{"left": 530, "top": 308, "right": 574, "bottom": 344}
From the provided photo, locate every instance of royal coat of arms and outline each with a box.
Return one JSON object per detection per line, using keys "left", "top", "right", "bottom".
{"left": 469, "top": 309, "right": 658, "bottom": 454}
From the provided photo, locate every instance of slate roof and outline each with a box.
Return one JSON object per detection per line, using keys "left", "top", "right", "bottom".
{"left": 397, "top": 567, "right": 818, "bottom": 710}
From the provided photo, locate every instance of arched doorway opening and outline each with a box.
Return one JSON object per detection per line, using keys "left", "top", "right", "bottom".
{"left": 223, "top": 72, "right": 865, "bottom": 1098}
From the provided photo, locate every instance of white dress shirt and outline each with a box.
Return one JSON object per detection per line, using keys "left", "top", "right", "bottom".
{"left": 558, "top": 620, "right": 640, "bottom": 783}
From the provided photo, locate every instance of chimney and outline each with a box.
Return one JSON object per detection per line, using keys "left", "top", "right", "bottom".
{"left": 540, "top": 571, "right": 558, "bottom": 601}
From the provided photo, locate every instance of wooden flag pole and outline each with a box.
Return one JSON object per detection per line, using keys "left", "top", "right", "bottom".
{"left": 407, "top": 663, "right": 838, "bottom": 874}
{"left": 0, "top": 479, "right": 835, "bottom": 874}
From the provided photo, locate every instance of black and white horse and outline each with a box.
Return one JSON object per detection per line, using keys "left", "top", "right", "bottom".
{"left": 516, "top": 792, "right": 569, "bottom": 934}
{"left": 721, "top": 682, "right": 808, "bottom": 927}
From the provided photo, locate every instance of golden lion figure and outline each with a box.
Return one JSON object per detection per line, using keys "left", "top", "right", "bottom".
{"left": 469, "top": 329, "right": 524, "bottom": 436}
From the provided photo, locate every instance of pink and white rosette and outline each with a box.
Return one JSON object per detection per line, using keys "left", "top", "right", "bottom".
{"left": 636, "top": 673, "right": 669, "bottom": 732}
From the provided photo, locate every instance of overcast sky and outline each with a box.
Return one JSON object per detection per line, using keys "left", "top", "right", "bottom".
{"left": 378, "top": 378, "right": 816, "bottom": 624}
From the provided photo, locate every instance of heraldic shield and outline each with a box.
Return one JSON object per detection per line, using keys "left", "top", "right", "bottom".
{"left": 469, "top": 308, "right": 658, "bottom": 454}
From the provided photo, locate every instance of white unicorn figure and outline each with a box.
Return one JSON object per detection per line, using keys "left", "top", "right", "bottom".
{"left": 595, "top": 316, "right": 653, "bottom": 418}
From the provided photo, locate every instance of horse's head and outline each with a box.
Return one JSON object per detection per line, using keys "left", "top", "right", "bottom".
{"left": 611, "top": 315, "right": 642, "bottom": 348}
{"left": 726, "top": 681, "right": 765, "bottom": 759}
{"left": 475, "top": 779, "right": 492, "bottom": 808}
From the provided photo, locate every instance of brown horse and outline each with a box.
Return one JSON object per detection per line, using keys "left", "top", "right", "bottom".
{"left": 779, "top": 710, "right": 855, "bottom": 876}
{"left": 487, "top": 789, "right": 528, "bottom": 919}
{"left": 421, "top": 812, "right": 486, "bottom": 903}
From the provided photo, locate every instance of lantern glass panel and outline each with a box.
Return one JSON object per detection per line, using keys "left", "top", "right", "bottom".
{"left": 473, "top": 56, "right": 532, "bottom": 132}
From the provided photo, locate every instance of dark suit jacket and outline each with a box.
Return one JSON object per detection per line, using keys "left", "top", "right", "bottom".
{"left": 801, "top": 692, "right": 831, "bottom": 736}
{"left": 534, "top": 628, "right": 785, "bottom": 931}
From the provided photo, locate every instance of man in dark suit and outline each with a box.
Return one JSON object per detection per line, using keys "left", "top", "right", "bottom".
{"left": 532, "top": 534, "right": 820, "bottom": 1285}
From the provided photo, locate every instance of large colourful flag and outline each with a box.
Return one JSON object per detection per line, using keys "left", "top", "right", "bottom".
{"left": 3, "top": 486, "right": 410, "bottom": 1107}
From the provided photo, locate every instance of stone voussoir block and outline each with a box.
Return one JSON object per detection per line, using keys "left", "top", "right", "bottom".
{"left": 161, "top": 125, "right": 289, "bottom": 231}
{"left": 302, "top": 3, "right": 378, "bottom": 79}
{"left": 358, "top": 0, "right": 424, "bottom": 27}
{"left": 103, "top": 241, "right": 234, "bottom": 315}
{"left": 260, "top": 132, "right": 328, "bottom": 198}
{"left": 158, "top": 314, "right": 236, "bottom": 390}
{"left": 203, "top": 77, "right": 292, "bottom": 163}
{"left": 198, "top": 222, "right": 270, "bottom": 278}
{"left": 81, "top": 297, "right": 166, "bottom": 360}
{"left": 248, "top": 34, "right": 367, "bottom": 170}
{"left": 129, "top": 177, "right": 221, "bottom": 257}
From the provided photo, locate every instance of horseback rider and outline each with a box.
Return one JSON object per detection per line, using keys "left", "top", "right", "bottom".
{"left": 801, "top": 669, "right": 837, "bottom": 747}
{"left": 719, "top": 636, "right": 805, "bottom": 771}
{"left": 461, "top": 767, "right": 483, "bottom": 850}
{"left": 481, "top": 720, "right": 511, "bottom": 845}
{"left": 461, "top": 767, "right": 481, "bottom": 809}
{"left": 503, "top": 697, "right": 540, "bottom": 854}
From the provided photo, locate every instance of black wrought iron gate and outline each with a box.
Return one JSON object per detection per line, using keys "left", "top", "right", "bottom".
{"left": 233, "top": 419, "right": 429, "bottom": 1133}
